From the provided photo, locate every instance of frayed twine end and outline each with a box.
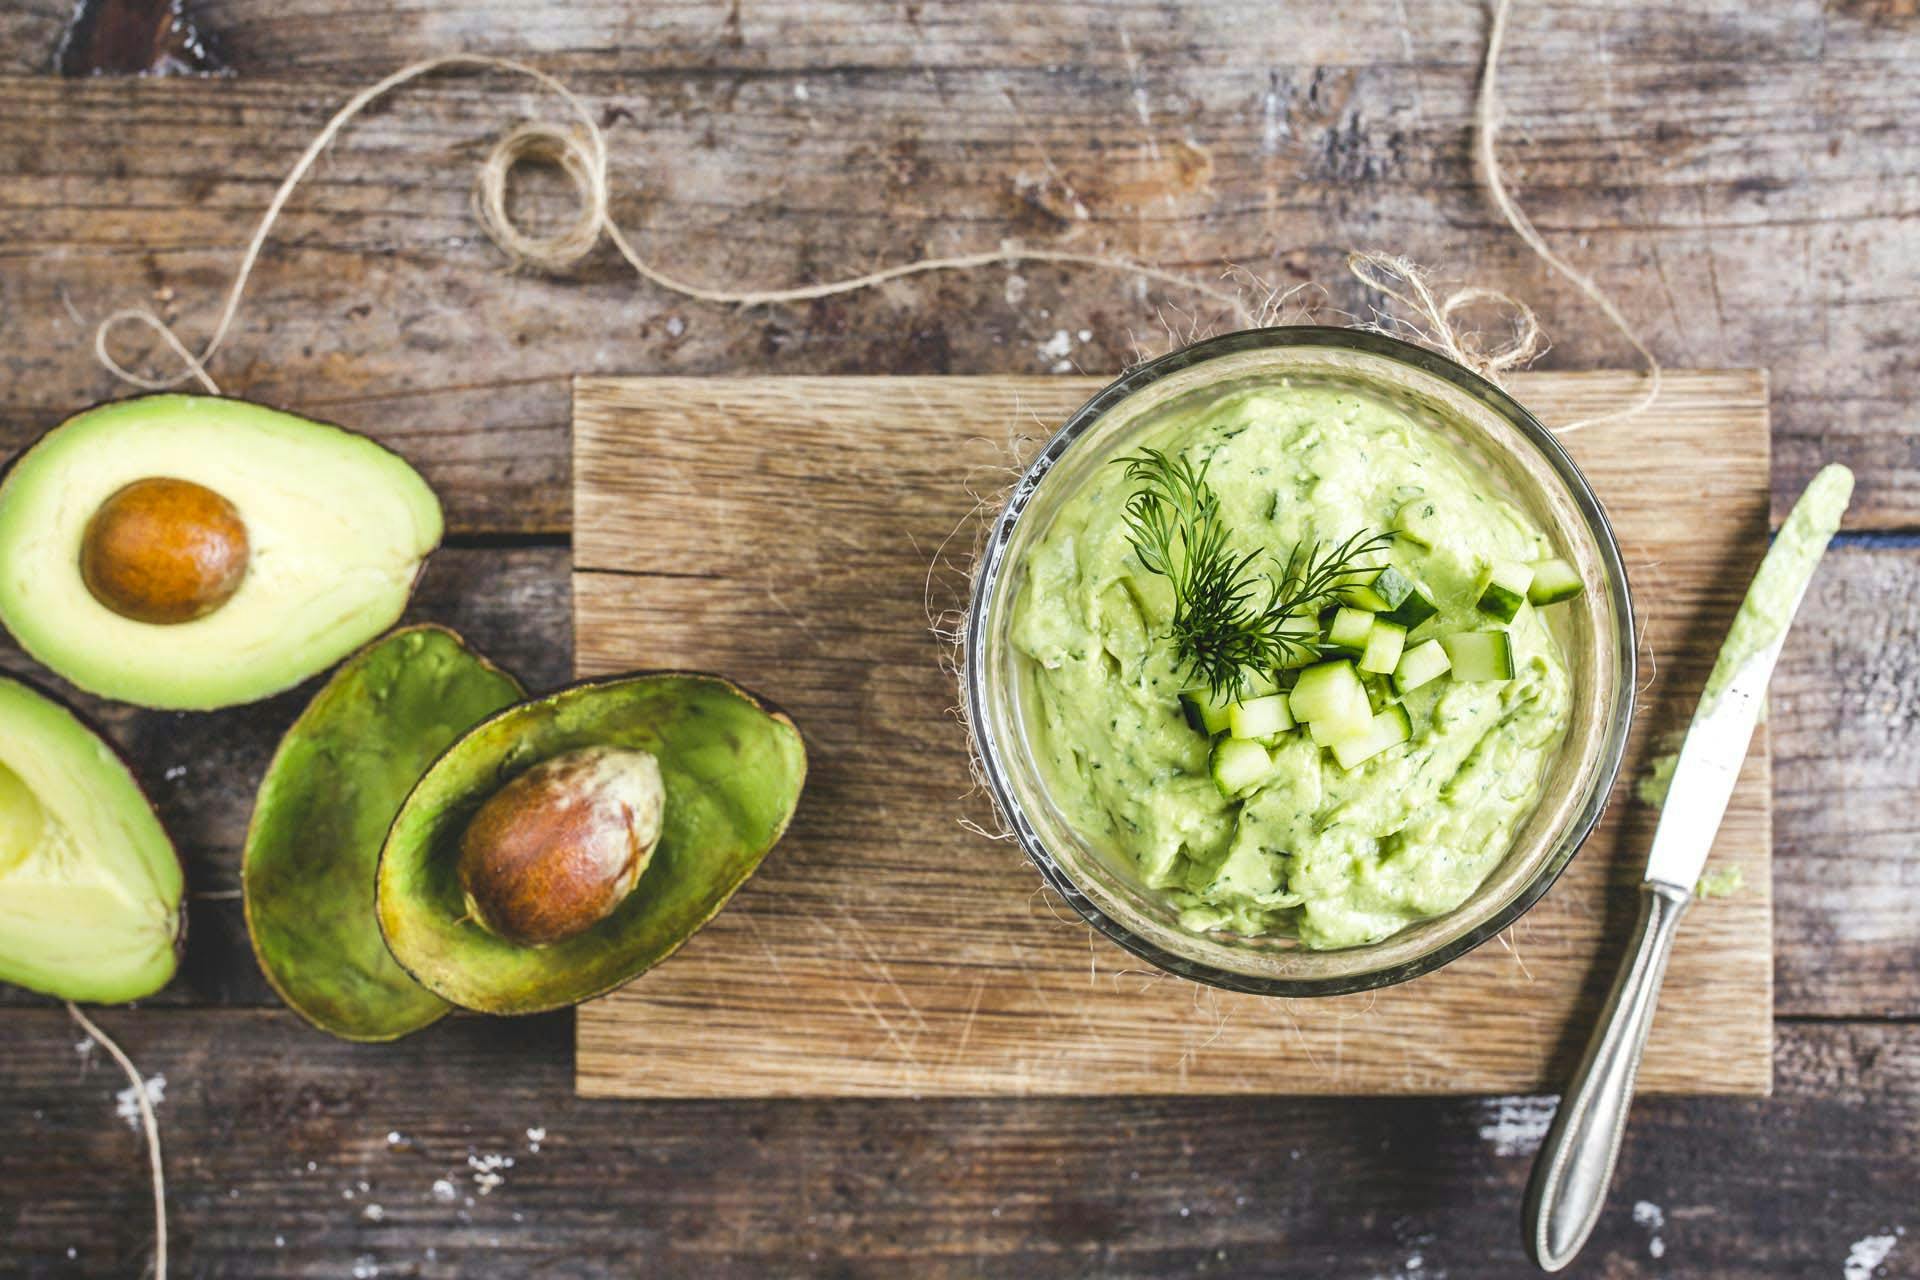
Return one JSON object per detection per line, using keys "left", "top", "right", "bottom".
{"left": 65, "top": 1003, "right": 166, "bottom": 1280}
{"left": 1345, "top": 250, "right": 1546, "bottom": 383}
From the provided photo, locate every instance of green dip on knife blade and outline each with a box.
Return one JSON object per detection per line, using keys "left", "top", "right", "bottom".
{"left": 1703, "top": 462, "right": 1853, "bottom": 706}
{"left": 1635, "top": 462, "right": 1852, "bottom": 910}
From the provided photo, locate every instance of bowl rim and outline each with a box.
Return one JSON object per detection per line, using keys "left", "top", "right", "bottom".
{"left": 963, "top": 324, "right": 1637, "bottom": 997}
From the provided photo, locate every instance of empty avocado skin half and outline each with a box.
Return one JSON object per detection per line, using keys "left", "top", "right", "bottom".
{"left": 0, "top": 394, "right": 443, "bottom": 710}
{"left": 244, "top": 626, "right": 524, "bottom": 1041}
{"left": 376, "top": 672, "right": 807, "bottom": 1015}
{"left": 0, "top": 676, "right": 184, "bottom": 1003}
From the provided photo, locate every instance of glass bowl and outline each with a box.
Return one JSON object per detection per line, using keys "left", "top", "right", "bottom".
{"left": 964, "top": 327, "right": 1635, "bottom": 997}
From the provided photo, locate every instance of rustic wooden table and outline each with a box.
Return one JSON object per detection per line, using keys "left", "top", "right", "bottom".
{"left": 2, "top": 2, "right": 1915, "bottom": 1276}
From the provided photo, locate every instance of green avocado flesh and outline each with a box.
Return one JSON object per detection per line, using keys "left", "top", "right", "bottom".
{"left": 0, "top": 394, "right": 443, "bottom": 710}
{"left": 243, "top": 626, "right": 523, "bottom": 1041}
{"left": 1012, "top": 379, "right": 1572, "bottom": 950}
{"left": 377, "top": 673, "right": 807, "bottom": 1014}
{"left": 0, "top": 677, "right": 183, "bottom": 1002}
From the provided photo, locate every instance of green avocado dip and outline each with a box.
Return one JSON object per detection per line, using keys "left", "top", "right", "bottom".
{"left": 1702, "top": 462, "right": 1853, "bottom": 706}
{"left": 1011, "top": 380, "right": 1575, "bottom": 949}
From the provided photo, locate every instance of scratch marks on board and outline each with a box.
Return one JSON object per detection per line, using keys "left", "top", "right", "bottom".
{"left": 833, "top": 905, "right": 933, "bottom": 1037}
{"left": 1119, "top": 30, "right": 1162, "bottom": 164}
{"left": 1261, "top": 70, "right": 1291, "bottom": 157}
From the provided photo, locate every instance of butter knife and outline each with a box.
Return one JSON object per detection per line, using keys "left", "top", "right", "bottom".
{"left": 1523, "top": 464, "right": 1854, "bottom": 1272}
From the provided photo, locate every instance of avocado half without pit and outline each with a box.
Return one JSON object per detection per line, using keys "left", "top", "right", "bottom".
{"left": 377, "top": 673, "right": 807, "bottom": 1015}
{"left": 0, "top": 394, "right": 442, "bottom": 710}
{"left": 243, "top": 626, "right": 524, "bottom": 1041}
{"left": 0, "top": 677, "right": 184, "bottom": 1003}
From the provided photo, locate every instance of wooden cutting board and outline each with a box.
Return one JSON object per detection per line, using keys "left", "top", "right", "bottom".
{"left": 572, "top": 369, "right": 1773, "bottom": 1098}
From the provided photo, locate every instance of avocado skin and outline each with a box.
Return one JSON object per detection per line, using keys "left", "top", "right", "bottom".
{"left": 376, "top": 672, "right": 808, "bottom": 1015}
{"left": 0, "top": 393, "right": 444, "bottom": 711}
{"left": 243, "top": 625, "right": 524, "bottom": 1041}
{"left": 0, "top": 673, "right": 186, "bottom": 1003}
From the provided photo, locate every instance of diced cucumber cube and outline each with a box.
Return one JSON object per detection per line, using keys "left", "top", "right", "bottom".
{"left": 1328, "top": 705, "right": 1414, "bottom": 770}
{"left": 1440, "top": 631, "right": 1516, "bottom": 682}
{"left": 1291, "top": 659, "right": 1372, "bottom": 743}
{"left": 1237, "top": 669, "right": 1280, "bottom": 698}
{"left": 1289, "top": 659, "right": 1364, "bottom": 722}
{"left": 1178, "top": 689, "right": 1233, "bottom": 736}
{"left": 1227, "top": 693, "right": 1295, "bottom": 739}
{"left": 1391, "top": 638, "right": 1452, "bottom": 693}
{"left": 1358, "top": 619, "right": 1408, "bottom": 675}
{"left": 1326, "top": 606, "right": 1377, "bottom": 655}
{"left": 1475, "top": 561, "right": 1535, "bottom": 623}
{"left": 1526, "top": 557, "right": 1584, "bottom": 605}
{"left": 1393, "top": 499, "right": 1444, "bottom": 548}
{"left": 1308, "top": 700, "right": 1368, "bottom": 747}
{"left": 1210, "top": 737, "right": 1273, "bottom": 798}
{"left": 1341, "top": 564, "right": 1419, "bottom": 612}
{"left": 1380, "top": 578, "right": 1439, "bottom": 630}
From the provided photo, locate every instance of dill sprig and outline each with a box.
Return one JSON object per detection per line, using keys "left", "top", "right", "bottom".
{"left": 1117, "top": 448, "right": 1393, "bottom": 699}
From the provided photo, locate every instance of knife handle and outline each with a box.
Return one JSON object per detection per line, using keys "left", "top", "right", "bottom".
{"left": 1524, "top": 879, "right": 1692, "bottom": 1272}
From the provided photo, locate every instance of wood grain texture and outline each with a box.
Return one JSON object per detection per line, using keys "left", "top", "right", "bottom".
{"left": 571, "top": 370, "right": 1774, "bottom": 1098}
{"left": 0, "top": 0, "right": 73, "bottom": 73}
{"left": 1772, "top": 544, "right": 1920, "bottom": 1017}
{"left": 0, "top": 0, "right": 1916, "bottom": 528}
{"left": 162, "top": 1, "right": 1831, "bottom": 74}
{"left": 3, "top": 1008, "right": 1912, "bottom": 1279}
{"left": 0, "top": 542, "right": 1904, "bottom": 1024}
{"left": 0, "top": 1, "right": 1912, "bottom": 1271}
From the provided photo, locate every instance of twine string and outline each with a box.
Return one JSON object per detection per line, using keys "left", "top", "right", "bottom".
{"left": 96, "top": 54, "right": 1257, "bottom": 391}
{"left": 1475, "top": 0, "right": 1662, "bottom": 431}
{"left": 95, "top": 21, "right": 1659, "bottom": 432}
{"left": 1345, "top": 250, "right": 1546, "bottom": 382}
{"left": 67, "top": 1003, "right": 166, "bottom": 1280}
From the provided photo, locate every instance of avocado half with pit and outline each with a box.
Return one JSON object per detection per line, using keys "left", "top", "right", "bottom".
{"left": 0, "top": 677, "right": 184, "bottom": 1002}
{"left": 243, "top": 626, "right": 524, "bottom": 1041}
{"left": 376, "top": 673, "right": 807, "bottom": 1014}
{"left": 0, "top": 394, "right": 442, "bottom": 710}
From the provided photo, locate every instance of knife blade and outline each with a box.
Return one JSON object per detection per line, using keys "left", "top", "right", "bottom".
{"left": 1644, "top": 462, "right": 1855, "bottom": 891}
{"left": 1524, "top": 463, "right": 1853, "bottom": 1273}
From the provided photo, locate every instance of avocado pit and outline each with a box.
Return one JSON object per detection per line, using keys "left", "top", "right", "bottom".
{"left": 81, "top": 476, "right": 250, "bottom": 624}
{"left": 457, "top": 746, "right": 664, "bottom": 947}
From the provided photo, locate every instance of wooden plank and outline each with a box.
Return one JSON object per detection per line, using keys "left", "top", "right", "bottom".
{"left": 0, "top": 1, "right": 68, "bottom": 74}
{"left": 0, "top": 1007, "right": 1912, "bottom": 1278}
{"left": 145, "top": 1, "right": 1834, "bottom": 74}
{"left": 0, "top": 542, "right": 1904, "bottom": 1021}
{"left": 0, "top": 3, "right": 1910, "bottom": 1267}
{"left": 1772, "top": 544, "right": 1920, "bottom": 1018}
{"left": 571, "top": 370, "right": 1775, "bottom": 1097}
{"left": 0, "top": 14, "right": 1917, "bottom": 529}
